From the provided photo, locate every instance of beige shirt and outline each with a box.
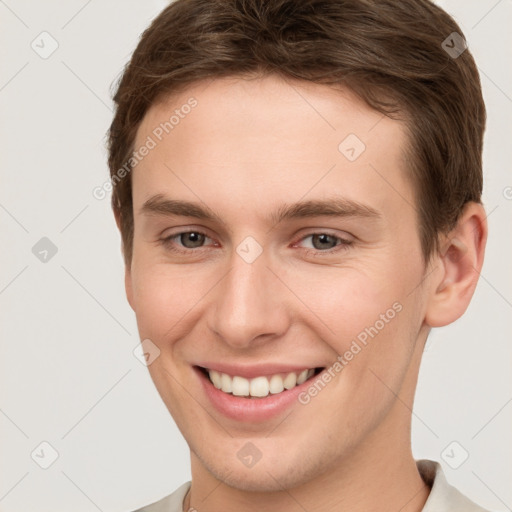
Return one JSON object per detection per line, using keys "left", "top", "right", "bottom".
{"left": 132, "top": 459, "right": 491, "bottom": 512}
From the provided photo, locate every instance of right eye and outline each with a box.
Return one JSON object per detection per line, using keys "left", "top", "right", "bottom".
{"left": 160, "top": 229, "right": 219, "bottom": 254}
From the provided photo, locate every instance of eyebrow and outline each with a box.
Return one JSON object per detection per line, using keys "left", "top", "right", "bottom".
{"left": 140, "top": 193, "right": 381, "bottom": 226}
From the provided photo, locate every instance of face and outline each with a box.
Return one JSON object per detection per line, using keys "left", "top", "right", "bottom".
{"left": 127, "top": 75, "right": 434, "bottom": 491}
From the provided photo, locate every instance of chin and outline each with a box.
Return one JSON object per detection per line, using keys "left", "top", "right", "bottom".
{"left": 193, "top": 442, "right": 334, "bottom": 493}
{"left": 210, "top": 464, "right": 308, "bottom": 493}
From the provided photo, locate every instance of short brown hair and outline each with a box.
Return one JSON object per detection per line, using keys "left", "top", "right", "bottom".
{"left": 107, "top": 0, "right": 486, "bottom": 267}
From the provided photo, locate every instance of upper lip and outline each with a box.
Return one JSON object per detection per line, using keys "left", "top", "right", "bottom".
{"left": 194, "top": 362, "right": 324, "bottom": 379}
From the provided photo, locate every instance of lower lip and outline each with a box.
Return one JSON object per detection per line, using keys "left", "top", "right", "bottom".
{"left": 195, "top": 367, "right": 319, "bottom": 422}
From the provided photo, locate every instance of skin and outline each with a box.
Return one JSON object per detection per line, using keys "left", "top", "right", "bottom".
{"left": 119, "top": 74, "right": 487, "bottom": 512}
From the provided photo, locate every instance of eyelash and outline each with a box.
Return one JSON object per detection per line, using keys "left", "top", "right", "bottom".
{"left": 160, "top": 229, "right": 353, "bottom": 256}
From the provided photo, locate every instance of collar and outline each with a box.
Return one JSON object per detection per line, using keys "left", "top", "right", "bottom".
{"left": 417, "top": 459, "right": 490, "bottom": 512}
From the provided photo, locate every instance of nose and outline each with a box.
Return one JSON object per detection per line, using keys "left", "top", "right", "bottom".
{"left": 206, "top": 249, "right": 291, "bottom": 349}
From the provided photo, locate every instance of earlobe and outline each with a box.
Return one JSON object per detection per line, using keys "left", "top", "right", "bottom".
{"left": 425, "top": 202, "right": 487, "bottom": 327}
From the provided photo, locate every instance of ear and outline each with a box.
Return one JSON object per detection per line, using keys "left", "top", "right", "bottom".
{"left": 424, "top": 202, "right": 488, "bottom": 327}
{"left": 114, "top": 208, "right": 135, "bottom": 311}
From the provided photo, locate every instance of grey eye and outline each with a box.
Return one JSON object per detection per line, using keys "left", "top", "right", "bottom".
{"left": 180, "top": 232, "right": 206, "bottom": 248}
{"left": 309, "top": 234, "right": 339, "bottom": 250}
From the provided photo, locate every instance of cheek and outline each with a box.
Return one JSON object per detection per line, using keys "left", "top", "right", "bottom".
{"left": 130, "top": 264, "right": 210, "bottom": 343}
{"left": 288, "top": 266, "right": 394, "bottom": 340}
{"left": 288, "top": 260, "right": 420, "bottom": 376}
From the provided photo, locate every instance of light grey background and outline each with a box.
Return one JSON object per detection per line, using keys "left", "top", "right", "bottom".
{"left": 0, "top": 1, "right": 510, "bottom": 511}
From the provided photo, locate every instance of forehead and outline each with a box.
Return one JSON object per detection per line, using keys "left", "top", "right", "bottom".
{"left": 132, "top": 74, "right": 412, "bottom": 220}
{"left": 136, "top": 73, "right": 405, "bottom": 152}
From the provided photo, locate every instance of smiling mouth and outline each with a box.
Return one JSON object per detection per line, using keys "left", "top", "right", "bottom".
{"left": 198, "top": 366, "right": 324, "bottom": 398}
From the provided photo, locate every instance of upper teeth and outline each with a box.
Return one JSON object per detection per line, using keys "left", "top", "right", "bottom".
{"left": 207, "top": 368, "right": 315, "bottom": 397}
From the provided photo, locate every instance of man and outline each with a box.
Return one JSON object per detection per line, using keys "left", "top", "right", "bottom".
{"left": 107, "top": 1, "right": 490, "bottom": 510}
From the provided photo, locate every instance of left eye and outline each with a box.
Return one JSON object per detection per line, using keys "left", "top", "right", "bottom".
{"left": 299, "top": 233, "right": 347, "bottom": 250}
